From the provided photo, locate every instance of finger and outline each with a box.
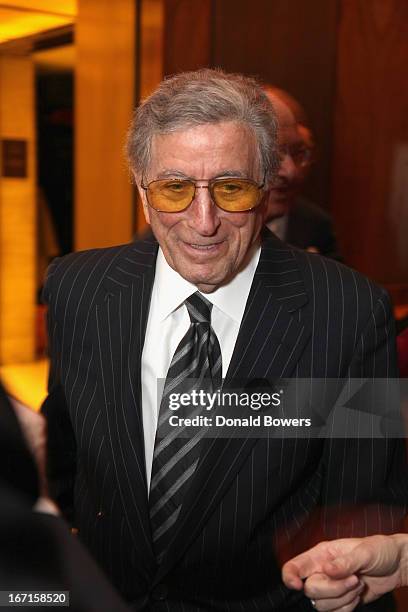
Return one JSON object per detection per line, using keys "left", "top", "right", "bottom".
{"left": 310, "top": 587, "right": 363, "bottom": 612}
{"left": 282, "top": 544, "right": 330, "bottom": 589}
{"left": 282, "top": 561, "right": 306, "bottom": 590}
{"left": 324, "top": 546, "right": 372, "bottom": 580}
{"left": 283, "top": 554, "right": 326, "bottom": 590}
{"left": 323, "top": 596, "right": 361, "bottom": 612}
{"left": 326, "top": 596, "right": 360, "bottom": 612}
{"left": 305, "top": 573, "right": 360, "bottom": 600}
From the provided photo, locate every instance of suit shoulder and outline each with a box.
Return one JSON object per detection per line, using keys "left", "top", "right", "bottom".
{"left": 42, "top": 243, "right": 133, "bottom": 305}
{"left": 292, "top": 247, "right": 390, "bottom": 311}
{"left": 293, "top": 197, "right": 333, "bottom": 224}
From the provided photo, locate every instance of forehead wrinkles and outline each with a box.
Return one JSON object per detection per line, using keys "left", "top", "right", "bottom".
{"left": 147, "top": 123, "right": 261, "bottom": 178}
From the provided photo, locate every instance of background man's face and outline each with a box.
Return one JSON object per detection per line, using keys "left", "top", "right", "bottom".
{"left": 265, "top": 98, "right": 305, "bottom": 220}
{"left": 296, "top": 124, "right": 314, "bottom": 183}
{"left": 138, "top": 121, "right": 266, "bottom": 293}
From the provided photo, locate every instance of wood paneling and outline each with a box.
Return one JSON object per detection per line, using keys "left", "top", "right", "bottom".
{"left": 75, "top": 0, "right": 135, "bottom": 250}
{"left": 0, "top": 55, "right": 36, "bottom": 364}
{"left": 139, "top": 0, "right": 163, "bottom": 100}
{"left": 163, "top": 0, "right": 212, "bottom": 75}
{"left": 136, "top": 0, "right": 164, "bottom": 234}
{"left": 331, "top": 0, "right": 408, "bottom": 289}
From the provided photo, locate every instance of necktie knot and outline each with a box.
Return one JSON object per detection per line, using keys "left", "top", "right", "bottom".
{"left": 185, "top": 291, "right": 212, "bottom": 324}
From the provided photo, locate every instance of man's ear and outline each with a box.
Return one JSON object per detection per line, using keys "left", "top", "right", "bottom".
{"left": 134, "top": 172, "right": 151, "bottom": 224}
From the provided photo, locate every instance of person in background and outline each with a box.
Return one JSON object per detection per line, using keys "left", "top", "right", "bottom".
{"left": 264, "top": 86, "right": 342, "bottom": 260}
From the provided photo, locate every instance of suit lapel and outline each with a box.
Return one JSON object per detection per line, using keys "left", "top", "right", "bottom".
{"left": 227, "top": 234, "right": 310, "bottom": 381}
{"left": 154, "top": 234, "right": 311, "bottom": 582}
{"left": 94, "top": 237, "right": 158, "bottom": 571}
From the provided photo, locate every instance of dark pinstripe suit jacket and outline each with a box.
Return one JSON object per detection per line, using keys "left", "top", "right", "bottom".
{"left": 42, "top": 233, "right": 407, "bottom": 611}
{"left": 286, "top": 196, "right": 341, "bottom": 261}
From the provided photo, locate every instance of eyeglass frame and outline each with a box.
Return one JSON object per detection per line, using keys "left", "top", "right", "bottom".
{"left": 140, "top": 173, "right": 267, "bottom": 213}
{"left": 278, "top": 144, "right": 313, "bottom": 167}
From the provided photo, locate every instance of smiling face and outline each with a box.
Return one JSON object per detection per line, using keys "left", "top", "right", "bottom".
{"left": 137, "top": 121, "right": 267, "bottom": 293}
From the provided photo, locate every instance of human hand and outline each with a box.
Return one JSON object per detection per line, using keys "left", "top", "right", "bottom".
{"left": 282, "top": 535, "right": 408, "bottom": 611}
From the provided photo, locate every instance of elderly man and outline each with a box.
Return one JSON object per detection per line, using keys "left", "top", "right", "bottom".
{"left": 264, "top": 87, "right": 341, "bottom": 260}
{"left": 42, "top": 69, "right": 406, "bottom": 610}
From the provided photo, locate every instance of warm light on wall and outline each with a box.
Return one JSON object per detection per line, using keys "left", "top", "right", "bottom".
{"left": 0, "top": 1, "right": 77, "bottom": 44}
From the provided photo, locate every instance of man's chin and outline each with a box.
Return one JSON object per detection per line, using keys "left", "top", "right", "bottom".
{"left": 267, "top": 202, "right": 290, "bottom": 219}
{"left": 176, "top": 262, "right": 232, "bottom": 293}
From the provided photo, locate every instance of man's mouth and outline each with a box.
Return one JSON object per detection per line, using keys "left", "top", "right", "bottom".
{"left": 181, "top": 240, "right": 225, "bottom": 253}
{"left": 273, "top": 184, "right": 290, "bottom": 193}
{"left": 188, "top": 242, "right": 223, "bottom": 250}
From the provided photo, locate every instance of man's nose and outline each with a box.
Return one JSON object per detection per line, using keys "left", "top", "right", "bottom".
{"left": 187, "top": 187, "right": 221, "bottom": 235}
{"left": 278, "top": 152, "right": 297, "bottom": 181}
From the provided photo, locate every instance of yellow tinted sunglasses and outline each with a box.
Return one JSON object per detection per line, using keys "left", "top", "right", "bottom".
{"left": 141, "top": 176, "right": 265, "bottom": 213}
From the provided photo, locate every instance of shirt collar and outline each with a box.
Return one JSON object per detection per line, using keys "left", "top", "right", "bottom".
{"left": 153, "top": 241, "right": 261, "bottom": 323}
{"left": 266, "top": 213, "right": 288, "bottom": 241}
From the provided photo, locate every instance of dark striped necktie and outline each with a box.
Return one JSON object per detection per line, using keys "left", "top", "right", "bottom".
{"left": 149, "top": 291, "right": 222, "bottom": 562}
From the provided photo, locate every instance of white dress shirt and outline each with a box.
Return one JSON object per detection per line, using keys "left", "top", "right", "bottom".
{"left": 141, "top": 242, "right": 261, "bottom": 487}
{"left": 266, "top": 214, "right": 288, "bottom": 241}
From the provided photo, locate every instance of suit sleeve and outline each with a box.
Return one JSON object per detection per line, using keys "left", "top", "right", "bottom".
{"left": 322, "top": 289, "right": 408, "bottom": 536}
{"left": 41, "top": 258, "right": 77, "bottom": 525}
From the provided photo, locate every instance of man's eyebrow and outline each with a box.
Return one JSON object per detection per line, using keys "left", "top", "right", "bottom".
{"left": 155, "top": 170, "right": 249, "bottom": 180}
{"left": 213, "top": 170, "right": 248, "bottom": 178}
{"left": 156, "top": 170, "right": 189, "bottom": 179}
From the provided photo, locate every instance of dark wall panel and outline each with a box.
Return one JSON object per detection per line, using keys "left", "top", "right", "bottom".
{"left": 164, "top": 0, "right": 212, "bottom": 74}
{"left": 331, "top": 0, "right": 408, "bottom": 290}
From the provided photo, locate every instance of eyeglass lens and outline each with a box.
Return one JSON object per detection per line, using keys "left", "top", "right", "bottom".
{"left": 146, "top": 179, "right": 262, "bottom": 212}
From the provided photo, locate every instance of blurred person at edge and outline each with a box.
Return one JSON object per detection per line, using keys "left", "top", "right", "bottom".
{"left": 264, "top": 86, "right": 342, "bottom": 260}
{"left": 0, "top": 383, "right": 130, "bottom": 612}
